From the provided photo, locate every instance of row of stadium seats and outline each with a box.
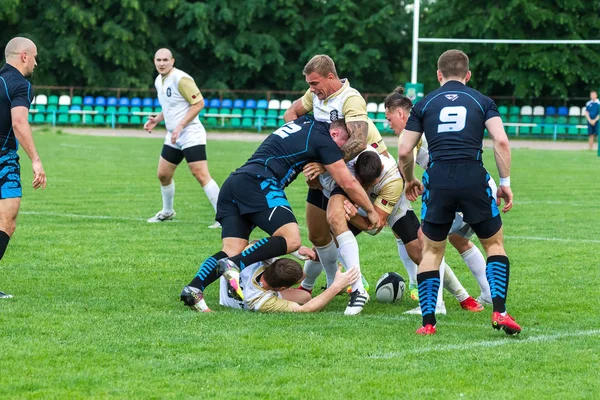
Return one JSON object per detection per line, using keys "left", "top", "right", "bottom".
{"left": 498, "top": 105, "right": 588, "bottom": 117}
{"left": 504, "top": 115, "right": 589, "bottom": 135}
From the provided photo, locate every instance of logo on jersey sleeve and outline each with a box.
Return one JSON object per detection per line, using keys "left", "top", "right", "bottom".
{"left": 166, "top": 88, "right": 172, "bottom": 97}
{"left": 330, "top": 110, "right": 339, "bottom": 121}
{"left": 444, "top": 94, "right": 459, "bottom": 101}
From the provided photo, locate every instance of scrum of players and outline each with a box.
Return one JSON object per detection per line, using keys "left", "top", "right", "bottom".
{"left": 176, "top": 52, "right": 520, "bottom": 336}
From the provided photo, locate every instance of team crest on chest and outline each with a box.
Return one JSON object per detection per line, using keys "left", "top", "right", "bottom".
{"left": 166, "top": 88, "right": 172, "bottom": 97}
{"left": 330, "top": 110, "right": 339, "bottom": 121}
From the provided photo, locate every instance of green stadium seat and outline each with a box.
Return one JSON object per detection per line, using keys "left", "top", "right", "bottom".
{"left": 508, "top": 106, "right": 520, "bottom": 115}
{"left": 375, "top": 112, "right": 385, "bottom": 121}
{"left": 255, "top": 109, "right": 266, "bottom": 117}
{"left": 520, "top": 116, "right": 532, "bottom": 134}
{"left": 567, "top": 126, "right": 579, "bottom": 135}
{"left": 206, "top": 117, "right": 218, "bottom": 127}
{"left": 265, "top": 119, "right": 278, "bottom": 128}
{"left": 506, "top": 115, "right": 519, "bottom": 135}
{"left": 106, "top": 106, "right": 117, "bottom": 114}
{"left": 154, "top": 106, "right": 162, "bottom": 113}
{"left": 142, "top": 107, "right": 153, "bottom": 114}
{"left": 117, "top": 106, "right": 129, "bottom": 115}
{"left": 242, "top": 118, "right": 253, "bottom": 128}
{"left": 207, "top": 107, "right": 219, "bottom": 114}
{"left": 117, "top": 115, "right": 129, "bottom": 125}
{"left": 33, "top": 104, "right": 46, "bottom": 112}
{"left": 71, "top": 96, "right": 83, "bottom": 106}
{"left": 231, "top": 118, "right": 242, "bottom": 128}
{"left": 47, "top": 105, "right": 58, "bottom": 112}
{"left": 57, "top": 114, "right": 69, "bottom": 125}
{"left": 93, "top": 115, "right": 106, "bottom": 125}
{"left": 267, "top": 109, "right": 278, "bottom": 118}
{"left": 28, "top": 113, "right": 32, "bottom": 123}
{"left": 375, "top": 122, "right": 385, "bottom": 131}
{"left": 220, "top": 108, "right": 231, "bottom": 115}
{"left": 367, "top": 112, "right": 376, "bottom": 119}
{"left": 278, "top": 109, "right": 285, "bottom": 117}
{"left": 543, "top": 116, "right": 556, "bottom": 134}
{"left": 568, "top": 116, "right": 579, "bottom": 125}
{"left": 497, "top": 105, "right": 509, "bottom": 116}
{"left": 45, "top": 113, "right": 55, "bottom": 124}
{"left": 69, "top": 114, "right": 82, "bottom": 124}
{"left": 242, "top": 109, "right": 254, "bottom": 117}
{"left": 231, "top": 108, "right": 243, "bottom": 116}
{"left": 33, "top": 113, "right": 45, "bottom": 124}
{"left": 48, "top": 95, "right": 59, "bottom": 105}
{"left": 59, "top": 105, "right": 69, "bottom": 112}
{"left": 106, "top": 114, "right": 116, "bottom": 125}
{"left": 94, "top": 106, "right": 105, "bottom": 113}
{"left": 130, "top": 106, "right": 141, "bottom": 113}
{"left": 130, "top": 115, "right": 142, "bottom": 125}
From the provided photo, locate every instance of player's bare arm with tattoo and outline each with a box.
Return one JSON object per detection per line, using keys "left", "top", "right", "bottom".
{"left": 340, "top": 121, "right": 368, "bottom": 161}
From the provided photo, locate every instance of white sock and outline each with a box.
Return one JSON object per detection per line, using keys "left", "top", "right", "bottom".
{"left": 301, "top": 260, "right": 323, "bottom": 290}
{"left": 315, "top": 240, "right": 338, "bottom": 288}
{"left": 161, "top": 181, "right": 175, "bottom": 214}
{"left": 437, "top": 259, "right": 446, "bottom": 307}
{"left": 461, "top": 245, "right": 491, "bottom": 301}
{"left": 202, "top": 179, "right": 220, "bottom": 213}
{"left": 397, "top": 240, "right": 418, "bottom": 286}
{"left": 443, "top": 262, "right": 469, "bottom": 302}
{"left": 336, "top": 231, "right": 364, "bottom": 292}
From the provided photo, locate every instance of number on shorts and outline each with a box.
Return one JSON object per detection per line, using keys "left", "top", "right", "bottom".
{"left": 273, "top": 122, "right": 302, "bottom": 138}
{"left": 438, "top": 106, "right": 467, "bottom": 133}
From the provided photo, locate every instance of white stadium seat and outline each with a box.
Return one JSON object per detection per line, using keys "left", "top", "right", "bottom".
{"left": 532, "top": 106, "right": 545, "bottom": 116}
{"left": 520, "top": 106, "right": 532, "bottom": 116}
{"left": 377, "top": 103, "right": 385, "bottom": 113}
{"left": 279, "top": 99, "right": 292, "bottom": 110}
{"left": 581, "top": 106, "right": 587, "bottom": 116}
{"left": 366, "top": 102, "right": 378, "bottom": 113}
{"left": 35, "top": 94, "right": 47, "bottom": 105}
{"left": 268, "top": 99, "right": 280, "bottom": 110}
{"left": 569, "top": 106, "right": 581, "bottom": 116}
{"left": 58, "top": 95, "right": 71, "bottom": 106}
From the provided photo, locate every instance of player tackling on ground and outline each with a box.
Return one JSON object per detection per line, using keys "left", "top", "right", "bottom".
{"left": 398, "top": 49, "right": 521, "bottom": 335}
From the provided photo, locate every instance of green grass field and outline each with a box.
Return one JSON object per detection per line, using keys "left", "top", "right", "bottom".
{"left": 1, "top": 130, "right": 599, "bottom": 399}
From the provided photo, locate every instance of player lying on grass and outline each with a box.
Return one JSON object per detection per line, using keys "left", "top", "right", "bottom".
{"left": 187, "top": 243, "right": 361, "bottom": 313}
{"left": 180, "top": 115, "right": 379, "bottom": 311}
{"left": 301, "top": 120, "right": 483, "bottom": 315}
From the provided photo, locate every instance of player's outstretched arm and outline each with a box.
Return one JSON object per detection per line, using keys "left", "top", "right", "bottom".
{"left": 283, "top": 99, "right": 309, "bottom": 123}
{"left": 144, "top": 112, "right": 164, "bottom": 133}
{"left": 485, "top": 116, "right": 513, "bottom": 213}
{"left": 340, "top": 121, "right": 368, "bottom": 161}
{"left": 325, "top": 160, "right": 380, "bottom": 229}
{"left": 398, "top": 130, "right": 423, "bottom": 201}
{"left": 11, "top": 106, "right": 46, "bottom": 190}
{"left": 291, "top": 267, "right": 360, "bottom": 312}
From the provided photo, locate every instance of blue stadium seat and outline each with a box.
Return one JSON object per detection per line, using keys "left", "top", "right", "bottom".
{"left": 83, "top": 96, "right": 94, "bottom": 106}
{"left": 95, "top": 96, "right": 106, "bottom": 106}
{"left": 557, "top": 106, "right": 568, "bottom": 116}
{"left": 153, "top": 98, "right": 161, "bottom": 107}
{"left": 209, "top": 99, "right": 221, "bottom": 108}
{"left": 545, "top": 106, "right": 557, "bottom": 116}
{"left": 233, "top": 99, "right": 245, "bottom": 109}
{"left": 245, "top": 99, "right": 257, "bottom": 109}
{"left": 221, "top": 98, "right": 233, "bottom": 108}
{"left": 142, "top": 98, "right": 154, "bottom": 107}
{"left": 70, "top": 105, "right": 82, "bottom": 111}
{"left": 257, "top": 99, "right": 268, "bottom": 109}
{"left": 131, "top": 97, "right": 142, "bottom": 107}
{"left": 107, "top": 97, "right": 118, "bottom": 106}
{"left": 119, "top": 97, "right": 130, "bottom": 106}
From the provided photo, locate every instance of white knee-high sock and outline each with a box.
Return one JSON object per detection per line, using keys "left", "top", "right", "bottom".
{"left": 461, "top": 245, "right": 491, "bottom": 301}
{"left": 336, "top": 231, "right": 364, "bottom": 292}
{"left": 202, "top": 179, "right": 220, "bottom": 213}
{"left": 397, "top": 239, "right": 418, "bottom": 286}
{"left": 161, "top": 181, "right": 175, "bottom": 213}
{"left": 437, "top": 259, "right": 446, "bottom": 307}
{"left": 443, "top": 262, "right": 470, "bottom": 302}
{"left": 315, "top": 240, "right": 339, "bottom": 288}
{"left": 301, "top": 260, "right": 323, "bottom": 290}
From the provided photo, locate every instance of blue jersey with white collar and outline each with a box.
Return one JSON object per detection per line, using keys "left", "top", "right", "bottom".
{"left": 405, "top": 80, "right": 500, "bottom": 162}
{"left": 238, "top": 115, "right": 343, "bottom": 188}
{"left": 0, "top": 63, "right": 34, "bottom": 151}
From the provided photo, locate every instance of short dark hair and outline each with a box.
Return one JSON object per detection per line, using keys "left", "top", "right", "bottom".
{"left": 437, "top": 49, "right": 469, "bottom": 79}
{"left": 262, "top": 258, "right": 303, "bottom": 289}
{"left": 384, "top": 86, "right": 413, "bottom": 112}
{"left": 330, "top": 118, "right": 346, "bottom": 130}
{"left": 355, "top": 151, "right": 382, "bottom": 187}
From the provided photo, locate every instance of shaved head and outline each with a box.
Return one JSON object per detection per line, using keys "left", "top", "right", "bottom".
{"left": 5, "top": 37, "right": 36, "bottom": 61}
{"left": 154, "top": 48, "right": 173, "bottom": 60}
{"left": 153, "top": 48, "right": 175, "bottom": 77}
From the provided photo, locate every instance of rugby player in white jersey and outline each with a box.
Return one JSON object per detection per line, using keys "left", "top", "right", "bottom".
{"left": 144, "top": 48, "right": 220, "bottom": 228}
{"left": 283, "top": 55, "right": 388, "bottom": 310}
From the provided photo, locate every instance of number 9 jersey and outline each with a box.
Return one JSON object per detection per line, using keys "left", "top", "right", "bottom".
{"left": 405, "top": 81, "right": 501, "bottom": 163}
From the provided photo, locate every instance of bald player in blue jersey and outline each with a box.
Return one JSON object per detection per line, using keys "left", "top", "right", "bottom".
{"left": 0, "top": 37, "right": 46, "bottom": 299}
{"left": 398, "top": 50, "right": 521, "bottom": 336}
{"left": 180, "top": 116, "right": 379, "bottom": 310}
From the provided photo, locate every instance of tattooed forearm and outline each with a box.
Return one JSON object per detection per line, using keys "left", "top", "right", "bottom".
{"left": 341, "top": 121, "right": 368, "bottom": 161}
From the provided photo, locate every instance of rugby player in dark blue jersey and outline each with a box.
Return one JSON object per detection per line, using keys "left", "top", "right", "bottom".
{"left": 0, "top": 37, "right": 47, "bottom": 299}
{"left": 398, "top": 50, "right": 520, "bottom": 335}
{"left": 180, "top": 116, "right": 379, "bottom": 310}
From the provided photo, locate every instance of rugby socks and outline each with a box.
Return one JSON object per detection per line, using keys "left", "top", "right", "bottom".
{"left": 336, "top": 231, "right": 364, "bottom": 292}
{"left": 397, "top": 240, "right": 418, "bottom": 286}
{"left": 202, "top": 179, "right": 220, "bottom": 212}
{"left": 301, "top": 260, "right": 323, "bottom": 290}
{"left": 0, "top": 231, "right": 10, "bottom": 260}
{"left": 230, "top": 236, "right": 287, "bottom": 271}
{"left": 461, "top": 246, "right": 491, "bottom": 301}
{"left": 315, "top": 240, "right": 339, "bottom": 288}
{"left": 442, "top": 262, "right": 469, "bottom": 302}
{"left": 486, "top": 255, "right": 510, "bottom": 314}
{"left": 417, "top": 270, "right": 441, "bottom": 327}
{"left": 189, "top": 251, "right": 228, "bottom": 290}
{"left": 161, "top": 181, "right": 175, "bottom": 214}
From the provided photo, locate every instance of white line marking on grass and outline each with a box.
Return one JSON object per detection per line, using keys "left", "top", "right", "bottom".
{"left": 368, "top": 329, "right": 600, "bottom": 359}
{"left": 504, "top": 235, "right": 600, "bottom": 244}
{"left": 20, "top": 211, "right": 148, "bottom": 222}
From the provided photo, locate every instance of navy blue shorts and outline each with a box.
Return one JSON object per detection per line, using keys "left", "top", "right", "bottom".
{"left": 306, "top": 188, "right": 328, "bottom": 210}
{"left": 0, "top": 150, "right": 22, "bottom": 199}
{"left": 421, "top": 161, "right": 500, "bottom": 226}
{"left": 216, "top": 172, "right": 297, "bottom": 239}
{"left": 588, "top": 123, "right": 598, "bottom": 136}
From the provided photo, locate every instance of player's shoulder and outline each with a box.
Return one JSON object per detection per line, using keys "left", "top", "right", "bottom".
{"left": 0, "top": 65, "right": 28, "bottom": 88}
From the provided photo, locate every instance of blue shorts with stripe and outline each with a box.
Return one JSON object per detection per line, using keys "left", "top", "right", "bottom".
{"left": 0, "top": 150, "right": 21, "bottom": 199}
{"left": 421, "top": 161, "right": 499, "bottom": 226}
